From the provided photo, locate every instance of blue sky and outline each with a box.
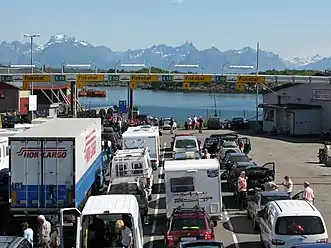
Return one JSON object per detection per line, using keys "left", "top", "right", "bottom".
{"left": 2, "top": 0, "right": 331, "bottom": 58}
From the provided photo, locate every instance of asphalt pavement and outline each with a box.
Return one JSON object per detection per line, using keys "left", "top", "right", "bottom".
{"left": 143, "top": 129, "right": 331, "bottom": 248}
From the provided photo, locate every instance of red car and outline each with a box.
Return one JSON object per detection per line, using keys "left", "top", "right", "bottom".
{"left": 164, "top": 207, "right": 217, "bottom": 248}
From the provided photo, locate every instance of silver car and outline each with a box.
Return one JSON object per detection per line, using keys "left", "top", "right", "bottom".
{"left": 247, "top": 191, "right": 291, "bottom": 230}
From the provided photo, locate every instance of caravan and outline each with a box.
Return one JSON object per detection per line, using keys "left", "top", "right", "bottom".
{"left": 111, "top": 148, "right": 154, "bottom": 199}
{"left": 60, "top": 194, "right": 144, "bottom": 248}
{"left": 122, "top": 125, "right": 160, "bottom": 169}
{"left": 164, "top": 159, "right": 222, "bottom": 219}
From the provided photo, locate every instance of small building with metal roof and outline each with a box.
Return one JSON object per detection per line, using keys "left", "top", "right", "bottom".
{"left": 260, "top": 83, "right": 331, "bottom": 135}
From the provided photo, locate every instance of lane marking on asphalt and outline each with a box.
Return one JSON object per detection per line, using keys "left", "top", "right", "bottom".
{"left": 149, "top": 142, "right": 166, "bottom": 248}
{"left": 223, "top": 206, "right": 239, "bottom": 248}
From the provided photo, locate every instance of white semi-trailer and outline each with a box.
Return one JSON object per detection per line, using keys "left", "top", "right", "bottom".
{"left": 8, "top": 118, "right": 104, "bottom": 217}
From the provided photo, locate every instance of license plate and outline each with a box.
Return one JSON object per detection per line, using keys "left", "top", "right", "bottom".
{"left": 181, "top": 237, "right": 197, "bottom": 241}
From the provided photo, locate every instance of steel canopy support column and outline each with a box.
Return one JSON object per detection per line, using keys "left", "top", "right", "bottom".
{"left": 129, "top": 88, "right": 134, "bottom": 120}
{"left": 70, "top": 81, "right": 77, "bottom": 118}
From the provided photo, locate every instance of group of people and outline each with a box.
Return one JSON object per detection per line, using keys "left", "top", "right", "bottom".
{"left": 21, "top": 215, "right": 52, "bottom": 248}
{"left": 237, "top": 172, "right": 315, "bottom": 210}
{"left": 185, "top": 115, "right": 204, "bottom": 132}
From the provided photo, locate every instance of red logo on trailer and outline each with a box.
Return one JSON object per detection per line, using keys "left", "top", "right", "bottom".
{"left": 16, "top": 147, "right": 68, "bottom": 158}
{"left": 84, "top": 129, "right": 97, "bottom": 163}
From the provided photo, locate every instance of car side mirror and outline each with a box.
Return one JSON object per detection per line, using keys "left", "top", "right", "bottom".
{"left": 257, "top": 210, "right": 264, "bottom": 218}
{"left": 159, "top": 131, "right": 163, "bottom": 136}
{"left": 249, "top": 158, "right": 252, "bottom": 161}
{"left": 212, "top": 221, "right": 218, "bottom": 227}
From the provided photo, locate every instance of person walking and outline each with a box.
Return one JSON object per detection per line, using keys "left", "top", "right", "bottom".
{"left": 237, "top": 171, "right": 248, "bottom": 210}
{"left": 282, "top": 176, "right": 293, "bottom": 196}
{"left": 115, "top": 219, "right": 133, "bottom": 248}
{"left": 303, "top": 181, "right": 315, "bottom": 204}
{"left": 22, "top": 222, "right": 34, "bottom": 247}
{"left": 169, "top": 118, "right": 174, "bottom": 134}
{"left": 263, "top": 176, "right": 278, "bottom": 191}
{"left": 37, "top": 215, "right": 51, "bottom": 248}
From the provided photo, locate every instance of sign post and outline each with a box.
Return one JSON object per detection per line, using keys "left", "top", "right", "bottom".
{"left": 161, "top": 75, "right": 173, "bottom": 82}
{"left": 118, "top": 100, "right": 127, "bottom": 113}
{"left": 129, "top": 81, "right": 137, "bottom": 89}
{"left": 237, "top": 75, "right": 265, "bottom": 84}
{"left": 130, "top": 75, "right": 158, "bottom": 82}
{"left": 108, "top": 75, "right": 120, "bottom": 82}
{"left": 53, "top": 75, "right": 67, "bottom": 82}
{"left": 0, "top": 75, "right": 13, "bottom": 82}
{"left": 214, "top": 75, "right": 227, "bottom": 83}
{"left": 183, "top": 82, "right": 190, "bottom": 89}
{"left": 184, "top": 75, "right": 212, "bottom": 83}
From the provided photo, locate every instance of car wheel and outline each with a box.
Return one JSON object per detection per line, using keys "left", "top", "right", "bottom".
{"left": 254, "top": 220, "right": 259, "bottom": 231}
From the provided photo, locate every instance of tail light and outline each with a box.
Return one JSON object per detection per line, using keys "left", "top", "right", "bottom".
{"left": 271, "top": 239, "right": 285, "bottom": 245}
{"left": 204, "top": 232, "right": 213, "bottom": 240}
{"left": 146, "top": 177, "right": 151, "bottom": 186}
{"left": 167, "top": 235, "right": 174, "bottom": 240}
{"left": 317, "top": 238, "right": 328, "bottom": 243}
{"left": 166, "top": 234, "right": 174, "bottom": 246}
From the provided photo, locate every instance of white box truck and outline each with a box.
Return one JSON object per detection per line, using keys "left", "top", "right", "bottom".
{"left": 164, "top": 159, "right": 222, "bottom": 220}
{"left": 122, "top": 125, "right": 160, "bottom": 169}
{"left": 8, "top": 118, "right": 104, "bottom": 217}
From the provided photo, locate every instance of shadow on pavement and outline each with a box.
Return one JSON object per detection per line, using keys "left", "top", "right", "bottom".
{"left": 223, "top": 216, "right": 259, "bottom": 235}
{"left": 144, "top": 214, "right": 167, "bottom": 236}
{"left": 144, "top": 239, "right": 164, "bottom": 248}
{"left": 149, "top": 197, "right": 166, "bottom": 209}
{"left": 222, "top": 194, "right": 238, "bottom": 211}
{"left": 152, "top": 183, "right": 165, "bottom": 194}
{"left": 225, "top": 241, "right": 262, "bottom": 248}
{"left": 235, "top": 129, "right": 322, "bottom": 144}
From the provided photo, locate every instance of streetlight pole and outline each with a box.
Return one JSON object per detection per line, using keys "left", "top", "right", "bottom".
{"left": 168, "top": 61, "right": 176, "bottom": 75}
{"left": 114, "top": 60, "right": 121, "bottom": 74}
{"left": 221, "top": 62, "right": 230, "bottom": 75}
{"left": 89, "top": 61, "right": 97, "bottom": 73}
{"left": 255, "top": 41, "right": 260, "bottom": 129}
{"left": 23, "top": 34, "right": 40, "bottom": 95}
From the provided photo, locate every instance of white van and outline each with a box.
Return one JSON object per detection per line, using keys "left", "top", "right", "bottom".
{"left": 122, "top": 125, "right": 160, "bottom": 169}
{"left": 164, "top": 159, "right": 222, "bottom": 219}
{"left": 173, "top": 135, "right": 200, "bottom": 155}
{"left": 111, "top": 148, "right": 153, "bottom": 199}
{"left": 258, "top": 200, "right": 328, "bottom": 248}
{"left": 60, "top": 194, "right": 144, "bottom": 248}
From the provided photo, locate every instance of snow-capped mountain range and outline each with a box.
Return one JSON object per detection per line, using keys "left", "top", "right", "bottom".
{"left": 0, "top": 35, "right": 329, "bottom": 73}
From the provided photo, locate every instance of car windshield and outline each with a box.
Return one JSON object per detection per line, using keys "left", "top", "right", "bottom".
{"left": 222, "top": 142, "right": 236, "bottom": 148}
{"left": 235, "top": 165, "right": 255, "bottom": 175}
{"left": 171, "top": 217, "right": 206, "bottom": 231}
{"left": 175, "top": 139, "right": 197, "bottom": 149}
{"left": 275, "top": 216, "right": 325, "bottom": 235}
{"left": 261, "top": 195, "right": 291, "bottom": 205}
{"left": 232, "top": 117, "right": 243, "bottom": 121}
{"left": 108, "top": 183, "right": 141, "bottom": 195}
{"left": 229, "top": 155, "right": 249, "bottom": 163}
{"left": 174, "top": 152, "right": 200, "bottom": 160}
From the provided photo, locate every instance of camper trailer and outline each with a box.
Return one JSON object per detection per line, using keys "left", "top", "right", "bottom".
{"left": 164, "top": 159, "right": 222, "bottom": 219}
{"left": 122, "top": 125, "right": 160, "bottom": 169}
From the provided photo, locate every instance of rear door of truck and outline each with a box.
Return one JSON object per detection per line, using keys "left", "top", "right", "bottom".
{"left": 10, "top": 139, "right": 74, "bottom": 211}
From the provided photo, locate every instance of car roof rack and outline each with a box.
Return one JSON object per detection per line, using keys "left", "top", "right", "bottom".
{"left": 172, "top": 205, "right": 206, "bottom": 215}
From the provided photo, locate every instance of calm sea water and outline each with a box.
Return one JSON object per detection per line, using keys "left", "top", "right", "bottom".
{"left": 79, "top": 87, "right": 263, "bottom": 123}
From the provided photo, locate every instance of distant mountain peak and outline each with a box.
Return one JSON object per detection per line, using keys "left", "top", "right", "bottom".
{"left": 0, "top": 35, "right": 328, "bottom": 71}
{"left": 288, "top": 54, "right": 323, "bottom": 66}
